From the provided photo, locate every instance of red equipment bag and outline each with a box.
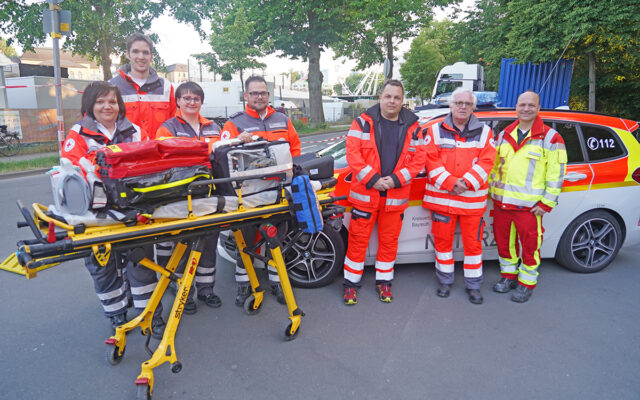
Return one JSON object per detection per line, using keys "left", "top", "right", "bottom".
{"left": 95, "top": 138, "right": 213, "bottom": 209}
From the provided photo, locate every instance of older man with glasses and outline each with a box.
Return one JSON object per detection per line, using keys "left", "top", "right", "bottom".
{"left": 221, "top": 75, "right": 301, "bottom": 307}
{"left": 421, "top": 88, "right": 496, "bottom": 304}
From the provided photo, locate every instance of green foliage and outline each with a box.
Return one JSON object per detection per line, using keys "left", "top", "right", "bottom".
{"left": 290, "top": 71, "right": 301, "bottom": 84}
{"left": 334, "top": 0, "right": 456, "bottom": 78}
{"left": 449, "top": 0, "right": 640, "bottom": 119}
{"left": 0, "top": 38, "right": 19, "bottom": 58}
{"left": 2, "top": 0, "right": 214, "bottom": 81}
{"left": 450, "top": 0, "right": 510, "bottom": 91}
{"left": 207, "top": 5, "right": 265, "bottom": 86}
{"left": 344, "top": 72, "right": 365, "bottom": 93}
{"left": 241, "top": 0, "right": 354, "bottom": 124}
{"left": 400, "top": 20, "right": 460, "bottom": 101}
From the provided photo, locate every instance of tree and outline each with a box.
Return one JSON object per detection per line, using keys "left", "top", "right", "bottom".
{"left": 344, "top": 72, "right": 365, "bottom": 94}
{"left": 243, "top": 0, "right": 353, "bottom": 125}
{"left": 400, "top": 20, "right": 460, "bottom": 102}
{"left": 208, "top": 5, "right": 265, "bottom": 99}
{"left": 1, "top": 0, "right": 215, "bottom": 81}
{"left": 334, "top": 0, "right": 455, "bottom": 79}
{"left": 450, "top": 0, "right": 640, "bottom": 118}
{"left": 505, "top": 0, "right": 640, "bottom": 116}
{"left": 450, "top": 0, "right": 511, "bottom": 91}
{"left": 0, "top": 38, "right": 19, "bottom": 58}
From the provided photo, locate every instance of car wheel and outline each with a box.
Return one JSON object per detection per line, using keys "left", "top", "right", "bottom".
{"left": 555, "top": 210, "right": 623, "bottom": 273}
{"left": 282, "top": 225, "right": 345, "bottom": 288}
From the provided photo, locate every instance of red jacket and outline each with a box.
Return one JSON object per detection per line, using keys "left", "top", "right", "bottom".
{"left": 109, "top": 65, "right": 176, "bottom": 139}
{"left": 61, "top": 115, "right": 143, "bottom": 176}
{"left": 347, "top": 104, "right": 427, "bottom": 212}
{"left": 221, "top": 105, "right": 301, "bottom": 157}
{"left": 422, "top": 114, "right": 496, "bottom": 216}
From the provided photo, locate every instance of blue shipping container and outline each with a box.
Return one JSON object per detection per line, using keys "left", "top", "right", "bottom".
{"left": 498, "top": 58, "right": 573, "bottom": 108}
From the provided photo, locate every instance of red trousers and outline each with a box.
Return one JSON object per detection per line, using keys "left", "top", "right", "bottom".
{"left": 431, "top": 211, "right": 485, "bottom": 289}
{"left": 492, "top": 207, "right": 543, "bottom": 288}
{"left": 344, "top": 198, "right": 403, "bottom": 287}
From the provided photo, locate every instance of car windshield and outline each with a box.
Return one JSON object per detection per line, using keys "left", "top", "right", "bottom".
{"left": 318, "top": 139, "right": 347, "bottom": 169}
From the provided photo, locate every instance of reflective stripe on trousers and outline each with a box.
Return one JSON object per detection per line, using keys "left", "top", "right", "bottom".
{"left": 344, "top": 198, "right": 403, "bottom": 288}
{"left": 430, "top": 211, "right": 484, "bottom": 290}
{"left": 492, "top": 207, "right": 543, "bottom": 287}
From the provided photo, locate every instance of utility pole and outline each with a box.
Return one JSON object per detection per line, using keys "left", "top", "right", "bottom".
{"left": 44, "top": 0, "right": 71, "bottom": 154}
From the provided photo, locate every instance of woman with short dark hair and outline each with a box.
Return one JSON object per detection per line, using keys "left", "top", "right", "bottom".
{"left": 60, "top": 81, "right": 165, "bottom": 336}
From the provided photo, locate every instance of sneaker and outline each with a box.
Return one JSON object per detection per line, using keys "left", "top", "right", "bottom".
{"left": 270, "top": 282, "right": 286, "bottom": 305}
{"left": 151, "top": 315, "right": 165, "bottom": 340}
{"left": 110, "top": 311, "right": 127, "bottom": 332}
{"left": 376, "top": 284, "right": 393, "bottom": 303}
{"left": 183, "top": 297, "right": 197, "bottom": 314}
{"left": 235, "top": 283, "right": 252, "bottom": 307}
{"left": 344, "top": 287, "right": 357, "bottom": 305}
{"left": 511, "top": 285, "right": 533, "bottom": 303}
{"left": 198, "top": 292, "right": 222, "bottom": 308}
{"left": 493, "top": 277, "right": 518, "bottom": 293}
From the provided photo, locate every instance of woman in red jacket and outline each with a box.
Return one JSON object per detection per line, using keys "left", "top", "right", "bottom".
{"left": 155, "top": 81, "right": 222, "bottom": 313}
{"left": 61, "top": 81, "right": 165, "bottom": 336}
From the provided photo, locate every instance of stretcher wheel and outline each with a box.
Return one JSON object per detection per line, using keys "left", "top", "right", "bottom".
{"left": 281, "top": 320, "right": 299, "bottom": 341}
{"left": 106, "top": 344, "right": 125, "bottom": 365}
{"left": 243, "top": 295, "right": 262, "bottom": 315}
{"left": 137, "top": 384, "right": 151, "bottom": 400}
{"left": 171, "top": 361, "right": 182, "bottom": 374}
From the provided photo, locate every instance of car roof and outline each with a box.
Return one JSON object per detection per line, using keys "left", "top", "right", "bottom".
{"left": 420, "top": 108, "right": 639, "bottom": 132}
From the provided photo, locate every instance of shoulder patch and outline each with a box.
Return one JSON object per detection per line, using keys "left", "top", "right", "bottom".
{"left": 220, "top": 130, "right": 231, "bottom": 140}
{"left": 64, "top": 138, "right": 75, "bottom": 152}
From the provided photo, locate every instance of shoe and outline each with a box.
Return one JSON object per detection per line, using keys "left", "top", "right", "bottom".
{"left": 437, "top": 283, "right": 451, "bottom": 298}
{"left": 376, "top": 283, "right": 393, "bottom": 303}
{"left": 151, "top": 315, "right": 165, "bottom": 340}
{"left": 198, "top": 292, "right": 222, "bottom": 308}
{"left": 344, "top": 287, "right": 357, "bottom": 305}
{"left": 270, "top": 282, "right": 286, "bottom": 305}
{"left": 466, "top": 288, "right": 483, "bottom": 304}
{"left": 511, "top": 285, "right": 533, "bottom": 303}
{"left": 235, "top": 283, "right": 252, "bottom": 307}
{"left": 110, "top": 312, "right": 127, "bottom": 332}
{"left": 183, "top": 297, "right": 197, "bottom": 314}
{"left": 493, "top": 277, "right": 518, "bottom": 293}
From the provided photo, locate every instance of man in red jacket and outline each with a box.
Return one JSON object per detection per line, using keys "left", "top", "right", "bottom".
{"left": 343, "top": 80, "right": 427, "bottom": 305}
{"left": 221, "top": 75, "right": 301, "bottom": 307}
{"left": 422, "top": 88, "right": 496, "bottom": 304}
{"left": 109, "top": 33, "right": 176, "bottom": 137}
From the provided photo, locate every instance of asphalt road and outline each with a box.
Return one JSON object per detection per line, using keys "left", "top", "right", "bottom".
{"left": 1, "top": 135, "right": 639, "bottom": 400}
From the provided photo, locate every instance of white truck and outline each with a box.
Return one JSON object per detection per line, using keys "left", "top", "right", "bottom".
{"left": 431, "top": 62, "right": 484, "bottom": 103}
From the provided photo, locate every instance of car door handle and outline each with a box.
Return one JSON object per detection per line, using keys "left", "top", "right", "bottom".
{"left": 564, "top": 172, "right": 588, "bottom": 182}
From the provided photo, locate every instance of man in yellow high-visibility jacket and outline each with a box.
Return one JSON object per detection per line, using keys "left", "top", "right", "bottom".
{"left": 489, "top": 91, "right": 568, "bottom": 303}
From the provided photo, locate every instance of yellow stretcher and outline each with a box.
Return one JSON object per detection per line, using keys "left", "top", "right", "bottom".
{"left": 14, "top": 174, "right": 344, "bottom": 400}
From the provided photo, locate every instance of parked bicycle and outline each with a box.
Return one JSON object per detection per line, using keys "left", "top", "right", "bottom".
{"left": 0, "top": 125, "right": 21, "bottom": 157}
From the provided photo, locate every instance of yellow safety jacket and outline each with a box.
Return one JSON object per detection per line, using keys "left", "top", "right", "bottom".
{"left": 489, "top": 116, "right": 568, "bottom": 212}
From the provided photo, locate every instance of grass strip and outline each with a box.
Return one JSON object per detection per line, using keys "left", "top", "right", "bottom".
{"left": 0, "top": 155, "right": 59, "bottom": 174}
{"left": 18, "top": 142, "right": 59, "bottom": 155}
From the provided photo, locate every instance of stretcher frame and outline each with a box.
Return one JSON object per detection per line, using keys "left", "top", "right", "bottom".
{"left": 15, "top": 172, "right": 344, "bottom": 400}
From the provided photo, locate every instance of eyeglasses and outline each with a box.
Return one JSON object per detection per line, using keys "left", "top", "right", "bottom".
{"left": 248, "top": 91, "right": 269, "bottom": 98}
{"left": 180, "top": 96, "right": 202, "bottom": 103}
{"left": 453, "top": 101, "right": 474, "bottom": 108}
